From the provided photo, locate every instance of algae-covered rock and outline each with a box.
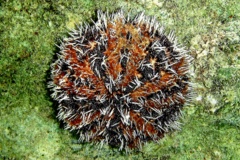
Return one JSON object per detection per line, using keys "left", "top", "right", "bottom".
{"left": 0, "top": 0, "right": 239, "bottom": 159}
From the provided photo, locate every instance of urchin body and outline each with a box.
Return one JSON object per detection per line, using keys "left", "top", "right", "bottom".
{"left": 49, "top": 10, "right": 192, "bottom": 150}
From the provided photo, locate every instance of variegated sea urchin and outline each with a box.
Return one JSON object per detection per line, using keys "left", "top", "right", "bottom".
{"left": 49, "top": 10, "right": 193, "bottom": 150}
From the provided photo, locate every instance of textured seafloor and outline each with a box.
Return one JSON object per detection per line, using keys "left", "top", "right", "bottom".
{"left": 0, "top": 1, "right": 239, "bottom": 159}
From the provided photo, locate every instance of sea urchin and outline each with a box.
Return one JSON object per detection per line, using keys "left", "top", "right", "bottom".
{"left": 49, "top": 10, "right": 192, "bottom": 150}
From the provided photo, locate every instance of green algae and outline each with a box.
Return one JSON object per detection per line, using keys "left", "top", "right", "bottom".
{"left": 0, "top": 0, "right": 239, "bottom": 159}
